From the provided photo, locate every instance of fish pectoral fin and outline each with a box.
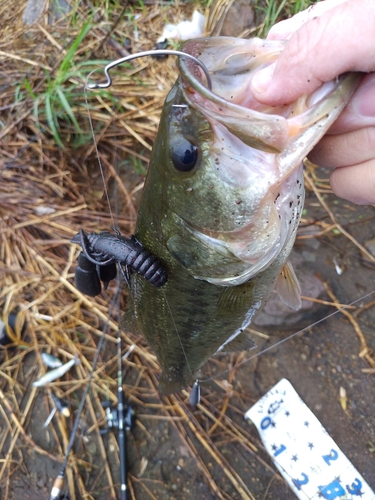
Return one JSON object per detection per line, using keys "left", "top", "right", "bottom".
{"left": 275, "top": 260, "right": 301, "bottom": 310}
{"left": 221, "top": 330, "right": 256, "bottom": 353}
{"left": 217, "top": 280, "right": 255, "bottom": 315}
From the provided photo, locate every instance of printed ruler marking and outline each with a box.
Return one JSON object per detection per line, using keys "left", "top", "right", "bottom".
{"left": 245, "top": 379, "right": 375, "bottom": 500}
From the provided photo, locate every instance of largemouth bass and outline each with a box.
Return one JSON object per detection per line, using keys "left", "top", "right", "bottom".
{"left": 122, "top": 37, "right": 359, "bottom": 395}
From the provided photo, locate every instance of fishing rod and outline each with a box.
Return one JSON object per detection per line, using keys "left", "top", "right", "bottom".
{"left": 99, "top": 338, "right": 135, "bottom": 500}
{"left": 49, "top": 258, "right": 138, "bottom": 500}
{"left": 66, "top": 232, "right": 161, "bottom": 500}
{"left": 50, "top": 287, "right": 121, "bottom": 500}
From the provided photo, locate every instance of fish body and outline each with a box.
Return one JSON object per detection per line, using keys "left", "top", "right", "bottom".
{"left": 41, "top": 352, "right": 63, "bottom": 368}
{"left": 122, "top": 37, "right": 359, "bottom": 394}
{"left": 33, "top": 356, "right": 79, "bottom": 387}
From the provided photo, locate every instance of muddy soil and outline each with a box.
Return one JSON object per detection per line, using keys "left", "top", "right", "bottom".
{"left": 2, "top": 174, "right": 375, "bottom": 500}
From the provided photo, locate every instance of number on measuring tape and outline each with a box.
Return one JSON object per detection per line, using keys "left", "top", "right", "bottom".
{"left": 245, "top": 379, "right": 375, "bottom": 500}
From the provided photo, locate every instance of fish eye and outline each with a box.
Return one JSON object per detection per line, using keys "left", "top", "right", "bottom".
{"left": 171, "top": 138, "right": 198, "bottom": 172}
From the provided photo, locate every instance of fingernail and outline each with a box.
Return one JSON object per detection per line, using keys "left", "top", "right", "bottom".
{"left": 353, "top": 77, "right": 375, "bottom": 117}
{"left": 251, "top": 63, "right": 275, "bottom": 94}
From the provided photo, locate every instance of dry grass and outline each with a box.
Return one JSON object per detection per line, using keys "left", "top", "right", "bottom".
{"left": 1, "top": 1, "right": 375, "bottom": 499}
{"left": 1, "top": 1, "right": 268, "bottom": 498}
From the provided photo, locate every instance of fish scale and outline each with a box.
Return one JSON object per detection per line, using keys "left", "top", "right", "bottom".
{"left": 121, "top": 37, "right": 360, "bottom": 395}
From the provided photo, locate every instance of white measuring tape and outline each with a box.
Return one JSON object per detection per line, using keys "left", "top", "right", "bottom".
{"left": 245, "top": 379, "right": 374, "bottom": 499}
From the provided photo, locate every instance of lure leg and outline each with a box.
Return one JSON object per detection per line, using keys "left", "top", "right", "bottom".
{"left": 119, "top": 264, "right": 131, "bottom": 288}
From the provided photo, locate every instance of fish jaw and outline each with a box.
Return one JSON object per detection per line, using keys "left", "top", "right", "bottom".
{"left": 163, "top": 163, "right": 304, "bottom": 285}
{"left": 179, "top": 38, "right": 360, "bottom": 155}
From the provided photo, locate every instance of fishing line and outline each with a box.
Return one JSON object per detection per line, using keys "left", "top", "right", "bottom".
{"left": 158, "top": 276, "right": 375, "bottom": 399}
{"left": 197, "top": 287, "right": 375, "bottom": 385}
{"left": 81, "top": 49, "right": 214, "bottom": 406}
{"left": 161, "top": 287, "right": 196, "bottom": 384}
{"left": 84, "top": 74, "right": 117, "bottom": 229}
{"left": 80, "top": 71, "right": 135, "bottom": 500}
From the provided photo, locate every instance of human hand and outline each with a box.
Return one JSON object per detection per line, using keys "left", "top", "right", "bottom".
{"left": 250, "top": 0, "right": 375, "bottom": 205}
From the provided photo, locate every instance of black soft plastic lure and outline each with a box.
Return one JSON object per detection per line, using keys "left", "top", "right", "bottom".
{"left": 71, "top": 229, "right": 167, "bottom": 296}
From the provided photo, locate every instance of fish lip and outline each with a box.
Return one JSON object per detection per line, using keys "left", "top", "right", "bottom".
{"left": 177, "top": 42, "right": 291, "bottom": 153}
{"left": 171, "top": 210, "right": 272, "bottom": 247}
{"left": 177, "top": 39, "right": 361, "bottom": 156}
{"left": 170, "top": 210, "right": 228, "bottom": 241}
{"left": 167, "top": 211, "right": 281, "bottom": 285}
{"left": 179, "top": 54, "right": 285, "bottom": 121}
{"left": 177, "top": 38, "right": 285, "bottom": 118}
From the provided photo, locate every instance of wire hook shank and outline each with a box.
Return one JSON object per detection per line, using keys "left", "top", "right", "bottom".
{"left": 86, "top": 49, "right": 212, "bottom": 90}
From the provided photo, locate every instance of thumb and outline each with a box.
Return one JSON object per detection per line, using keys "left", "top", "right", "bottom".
{"left": 251, "top": 0, "right": 375, "bottom": 105}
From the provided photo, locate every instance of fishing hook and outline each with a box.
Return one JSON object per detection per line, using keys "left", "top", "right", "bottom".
{"left": 86, "top": 49, "right": 212, "bottom": 91}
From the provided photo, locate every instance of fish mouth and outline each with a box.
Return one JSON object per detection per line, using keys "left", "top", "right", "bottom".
{"left": 178, "top": 38, "right": 360, "bottom": 157}
{"left": 178, "top": 40, "right": 289, "bottom": 154}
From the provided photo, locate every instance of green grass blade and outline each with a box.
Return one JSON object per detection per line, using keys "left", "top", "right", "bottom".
{"left": 55, "top": 86, "right": 82, "bottom": 133}
{"left": 274, "top": 0, "right": 289, "bottom": 21}
{"left": 45, "top": 94, "right": 64, "bottom": 149}
{"left": 57, "top": 18, "right": 93, "bottom": 84}
{"left": 23, "top": 78, "right": 37, "bottom": 99}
